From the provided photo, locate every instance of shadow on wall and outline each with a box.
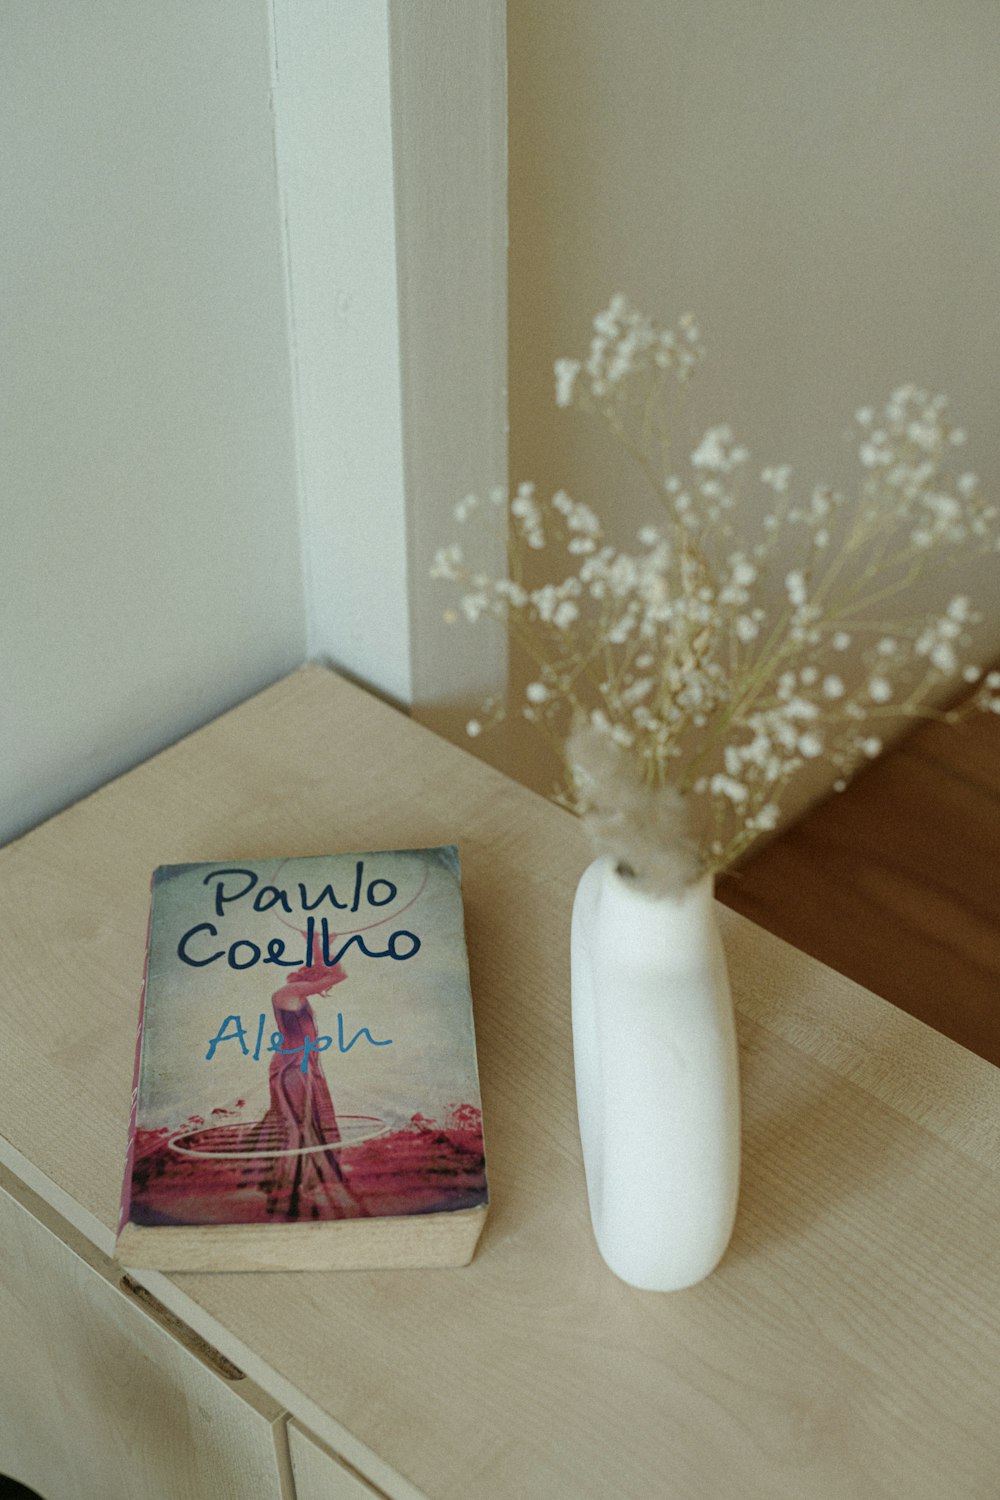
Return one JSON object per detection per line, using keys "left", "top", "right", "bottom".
{"left": 0, "top": 1477, "right": 45, "bottom": 1500}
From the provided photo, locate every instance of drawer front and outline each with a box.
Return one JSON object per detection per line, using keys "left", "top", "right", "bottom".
{"left": 0, "top": 1170, "right": 289, "bottom": 1500}
{"left": 289, "top": 1422, "right": 395, "bottom": 1500}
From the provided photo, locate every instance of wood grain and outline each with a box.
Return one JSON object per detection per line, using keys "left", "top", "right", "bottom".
{"left": 719, "top": 707, "right": 1000, "bottom": 1065}
{"left": 0, "top": 665, "right": 998, "bottom": 1500}
{"left": 288, "top": 1423, "right": 389, "bottom": 1500}
{"left": 0, "top": 1166, "right": 290, "bottom": 1500}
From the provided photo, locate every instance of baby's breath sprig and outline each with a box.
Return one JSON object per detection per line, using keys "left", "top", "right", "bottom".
{"left": 432, "top": 296, "right": 1000, "bottom": 880}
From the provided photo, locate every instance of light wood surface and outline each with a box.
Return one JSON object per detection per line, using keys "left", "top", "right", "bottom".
{"left": 0, "top": 1167, "right": 290, "bottom": 1500}
{"left": 1, "top": 664, "right": 998, "bottom": 1500}
{"left": 288, "top": 1423, "right": 387, "bottom": 1500}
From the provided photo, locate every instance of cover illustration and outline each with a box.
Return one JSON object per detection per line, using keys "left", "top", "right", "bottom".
{"left": 119, "top": 848, "right": 487, "bottom": 1235}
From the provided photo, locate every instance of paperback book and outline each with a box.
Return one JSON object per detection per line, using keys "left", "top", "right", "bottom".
{"left": 115, "top": 847, "right": 488, "bottom": 1271}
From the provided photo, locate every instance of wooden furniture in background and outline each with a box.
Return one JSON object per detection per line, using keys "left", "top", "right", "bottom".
{"left": 720, "top": 708, "right": 1000, "bottom": 1066}
{"left": 0, "top": 665, "right": 997, "bottom": 1500}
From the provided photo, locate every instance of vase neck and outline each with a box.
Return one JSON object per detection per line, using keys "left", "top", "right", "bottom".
{"left": 593, "top": 859, "right": 719, "bottom": 971}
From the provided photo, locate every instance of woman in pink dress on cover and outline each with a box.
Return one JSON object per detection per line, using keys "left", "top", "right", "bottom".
{"left": 256, "top": 956, "right": 364, "bottom": 1221}
{"left": 258, "top": 862, "right": 431, "bottom": 1220}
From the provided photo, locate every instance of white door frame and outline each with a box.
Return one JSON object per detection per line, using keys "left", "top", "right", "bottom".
{"left": 271, "top": 0, "right": 508, "bottom": 711}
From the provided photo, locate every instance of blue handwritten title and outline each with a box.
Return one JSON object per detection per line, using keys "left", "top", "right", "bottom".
{"left": 205, "top": 1011, "right": 393, "bottom": 1072}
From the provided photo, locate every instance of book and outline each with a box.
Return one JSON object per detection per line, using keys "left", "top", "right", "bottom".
{"left": 115, "top": 847, "right": 488, "bottom": 1271}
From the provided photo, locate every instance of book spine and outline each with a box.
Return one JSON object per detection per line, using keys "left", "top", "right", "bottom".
{"left": 117, "top": 875, "right": 156, "bottom": 1235}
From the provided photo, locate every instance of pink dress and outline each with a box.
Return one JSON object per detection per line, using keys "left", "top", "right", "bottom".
{"left": 255, "top": 961, "right": 364, "bottom": 1220}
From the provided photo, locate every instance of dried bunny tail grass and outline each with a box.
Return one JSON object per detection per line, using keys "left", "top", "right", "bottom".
{"left": 567, "top": 723, "right": 702, "bottom": 898}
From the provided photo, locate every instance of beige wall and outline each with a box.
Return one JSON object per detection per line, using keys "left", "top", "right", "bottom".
{"left": 1, "top": 1, "right": 306, "bottom": 846}
{"left": 502, "top": 0, "right": 1000, "bottom": 809}
{"left": 2, "top": 2, "right": 510, "bottom": 849}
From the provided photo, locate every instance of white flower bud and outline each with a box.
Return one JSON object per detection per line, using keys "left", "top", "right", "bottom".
{"left": 785, "top": 570, "right": 808, "bottom": 607}
{"left": 554, "top": 358, "right": 581, "bottom": 408}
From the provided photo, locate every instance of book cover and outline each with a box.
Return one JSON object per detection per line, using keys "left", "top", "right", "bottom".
{"left": 115, "top": 847, "right": 488, "bottom": 1271}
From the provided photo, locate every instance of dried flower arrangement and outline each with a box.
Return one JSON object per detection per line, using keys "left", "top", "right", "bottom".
{"left": 432, "top": 296, "right": 1000, "bottom": 894}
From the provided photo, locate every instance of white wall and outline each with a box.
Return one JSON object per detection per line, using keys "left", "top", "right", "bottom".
{"left": 1, "top": 1, "right": 305, "bottom": 845}
{"left": 8, "top": 0, "right": 997, "bottom": 847}
{"left": 1, "top": 1, "right": 509, "bottom": 848}
{"left": 272, "top": 0, "right": 508, "bottom": 715}
{"left": 503, "top": 0, "right": 1000, "bottom": 809}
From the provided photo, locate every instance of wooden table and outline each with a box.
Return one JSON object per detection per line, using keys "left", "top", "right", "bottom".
{"left": 1, "top": 665, "right": 998, "bottom": 1500}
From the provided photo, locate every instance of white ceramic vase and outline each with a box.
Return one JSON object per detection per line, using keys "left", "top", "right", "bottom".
{"left": 571, "top": 856, "right": 740, "bottom": 1291}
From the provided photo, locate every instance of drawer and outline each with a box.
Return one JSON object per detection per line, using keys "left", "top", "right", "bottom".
{"left": 289, "top": 1422, "right": 400, "bottom": 1500}
{"left": 0, "top": 1166, "right": 289, "bottom": 1500}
